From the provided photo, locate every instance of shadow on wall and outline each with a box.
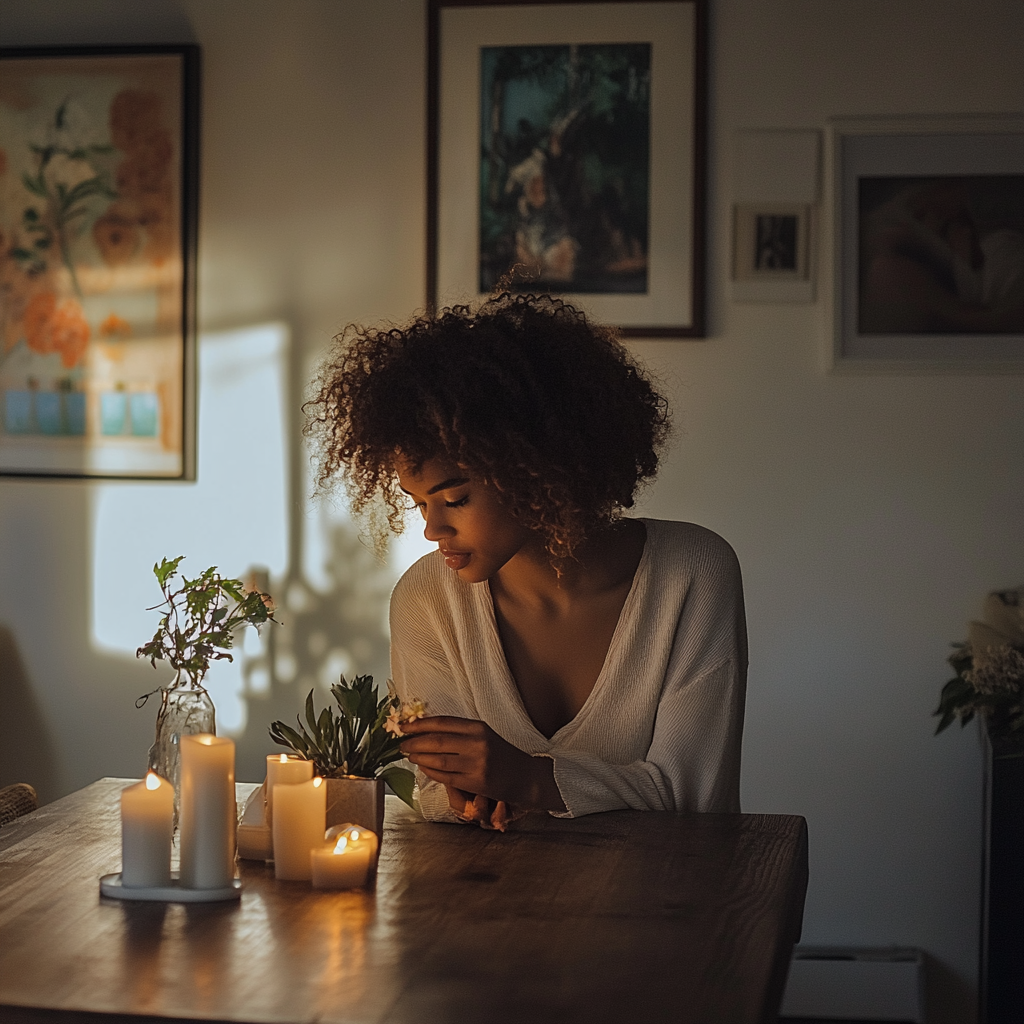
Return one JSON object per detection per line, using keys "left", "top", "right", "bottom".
{"left": 230, "top": 518, "right": 399, "bottom": 784}
{"left": 91, "top": 318, "right": 421, "bottom": 788}
{"left": 0, "top": 625, "right": 60, "bottom": 803}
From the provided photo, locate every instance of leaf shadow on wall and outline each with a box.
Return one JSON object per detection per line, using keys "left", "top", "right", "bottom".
{"left": 231, "top": 520, "right": 398, "bottom": 784}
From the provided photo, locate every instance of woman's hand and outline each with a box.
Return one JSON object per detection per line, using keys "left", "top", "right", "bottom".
{"left": 399, "top": 716, "right": 565, "bottom": 813}
{"left": 443, "top": 786, "right": 526, "bottom": 831}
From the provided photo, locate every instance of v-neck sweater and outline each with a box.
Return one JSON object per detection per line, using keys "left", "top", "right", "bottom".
{"left": 389, "top": 518, "right": 747, "bottom": 819}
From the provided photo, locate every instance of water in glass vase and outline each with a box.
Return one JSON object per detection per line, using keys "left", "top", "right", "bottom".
{"left": 148, "top": 684, "right": 216, "bottom": 823}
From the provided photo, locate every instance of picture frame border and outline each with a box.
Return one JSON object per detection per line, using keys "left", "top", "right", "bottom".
{"left": 827, "top": 113, "right": 1024, "bottom": 375}
{"left": 426, "top": 0, "right": 708, "bottom": 338}
{"left": 0, "top": 42, "right": 200, "bottom": 479}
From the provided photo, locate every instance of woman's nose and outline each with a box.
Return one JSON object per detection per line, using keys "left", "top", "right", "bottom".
{"left": 422, "top": 507, "right": 454, "bottom": 542}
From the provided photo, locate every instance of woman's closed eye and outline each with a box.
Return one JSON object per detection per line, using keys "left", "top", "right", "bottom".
{"left": 406, "top": 495, "right": 467, "bottom": 517}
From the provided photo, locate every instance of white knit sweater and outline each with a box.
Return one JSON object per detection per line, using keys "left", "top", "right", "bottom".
{"left": 389, "top": 518, "right": 747, "bottom": 820}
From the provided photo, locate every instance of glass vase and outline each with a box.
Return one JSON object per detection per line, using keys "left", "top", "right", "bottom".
{"left": 147, "top": 683, "right": 216, "bottom": 823}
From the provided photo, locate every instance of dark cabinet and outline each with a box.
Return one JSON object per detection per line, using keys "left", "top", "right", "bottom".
{"left": 980, "top": 738, "right": 1024, "bottom": 1024}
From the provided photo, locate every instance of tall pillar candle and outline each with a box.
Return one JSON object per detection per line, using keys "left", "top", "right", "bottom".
{"left": 120, "top": 773, "right": 174, "bottom": 887}
{"left": 179, "top": 733, "right": 236, "bottom": 889}
{"left": 266, "top": 753, "right": 313, "bottom": 824}
{"left": 273, "top": 776, "right": 326, "bottom": 881}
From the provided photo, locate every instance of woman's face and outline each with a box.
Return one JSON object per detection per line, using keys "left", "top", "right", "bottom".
{"left": 395, "top": 456, "right": 537, "bottom": 584}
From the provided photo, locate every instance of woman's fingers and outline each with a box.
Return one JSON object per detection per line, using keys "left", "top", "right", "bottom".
{"left": 445, "top": 785, "right": 484, "bottom": 821}
{"left": 489, "top": 800, "right": 511, "bottom": 832}
{"left": 401, "top": 715, "right": 554, "bottom": 808}
{"left": 407, "top": 751, "right": 459, "bottom": 773}
{"left": 413, "top": 757, "right": 467, "bottom": 781}
{"left": 400, "top": 718, "right": 485, "bottom": 759}
{"left": 399, "top": 715, "right": 483, "bottom": 736}
{"left": 399, "top": 733, "right": 463, "bottom": 755}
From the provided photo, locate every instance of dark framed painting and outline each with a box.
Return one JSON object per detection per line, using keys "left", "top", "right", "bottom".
{"left": 428, "top": 0, "right": 707, "bottom": 337}
{"left": 830, "top": 115, "right": 1024, "bottom": 373}
{"left": 0, "top": 44, "right": 199, "bottom": 477}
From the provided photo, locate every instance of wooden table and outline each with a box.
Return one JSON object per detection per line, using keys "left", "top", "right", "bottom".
{"left": 0, "top": 779, "right": 807, "bottom": 1024}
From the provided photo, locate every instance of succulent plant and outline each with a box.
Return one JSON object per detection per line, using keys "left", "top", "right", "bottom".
{"left": 269, "top": 674, "right": 417, "bottom": 808}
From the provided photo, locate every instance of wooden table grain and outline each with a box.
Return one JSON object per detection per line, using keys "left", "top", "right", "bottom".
{"left": 0, "top": 779, "right": 807, "bottom": 1024}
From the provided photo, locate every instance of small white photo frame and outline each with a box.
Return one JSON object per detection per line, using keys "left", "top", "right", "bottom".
{"left": 731, "top": 202, "right": 813, "bottom": 303}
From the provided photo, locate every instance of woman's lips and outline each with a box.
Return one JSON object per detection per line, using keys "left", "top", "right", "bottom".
{"left": 441, "top": 549, "right": 470, "bottom": 570}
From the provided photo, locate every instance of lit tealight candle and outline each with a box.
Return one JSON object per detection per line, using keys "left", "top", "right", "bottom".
{"left": 265, "top": 753, "right": 313, "bottom": 825}
{"left": 179, "top": 733, "right": 236, "bottom": 890}
{"left": 311, "top": 824, "right": 379, "bottom": 890}
{"left": 273, "top": 776, "right": 326, "bottom": 881}
{"left": 120, "top": 772, "right": 174, "bottom": 888}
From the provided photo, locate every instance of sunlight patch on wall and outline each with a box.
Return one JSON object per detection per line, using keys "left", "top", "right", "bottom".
{"left": 290, "top": 459, "right": 433, "bottom": 702}
{"left": 389, "top": 514, "right": 436, "bottom": 577}
{"left": 90, "top": 323, "right": 290, "bottom": 734}
{"left": 301, "top": 477, "right": 434, "bottom": 636}
{"left": 304, "top": 502, "right": 435, "bottom": 593}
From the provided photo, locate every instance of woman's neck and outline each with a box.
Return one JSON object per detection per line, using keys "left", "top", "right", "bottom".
{"left": 492, "top": 519, "right": 646, "bottom": 613}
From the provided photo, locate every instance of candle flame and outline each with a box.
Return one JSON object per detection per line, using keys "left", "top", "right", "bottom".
{"left": 280, "top": 754, "right": 289, "bottom": 762}
{"left": 313, "top": 776, "right": 323, "bottom": 788}
{"left": 145, "top": 772, "right": 161, "bottom": 790}
{"left": 333, "top": 836, "right": 349, "bottom": 854}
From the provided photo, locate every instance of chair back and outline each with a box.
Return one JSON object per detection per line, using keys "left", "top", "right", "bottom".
{"left": 0, "top": 783, "right": 38, "bottom": 826}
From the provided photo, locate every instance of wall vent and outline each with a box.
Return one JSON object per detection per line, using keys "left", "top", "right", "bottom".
{"left": 780, "top": 946, "right": 925, "bottom": 1022}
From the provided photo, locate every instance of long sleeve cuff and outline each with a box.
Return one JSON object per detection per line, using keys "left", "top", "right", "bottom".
{"left": 537, "top": 750, "right": 675, "bottom": 818}
{"left": 414, "top": 772, "right": 465, "bottom": 824}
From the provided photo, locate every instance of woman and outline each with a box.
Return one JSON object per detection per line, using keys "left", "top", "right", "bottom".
{"left": 306, "top": 293, "right": 746, "bottom": 828}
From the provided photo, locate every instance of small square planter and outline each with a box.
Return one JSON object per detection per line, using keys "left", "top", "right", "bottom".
{"left": 325, "top": 775, "right": 385, "bottom": 838}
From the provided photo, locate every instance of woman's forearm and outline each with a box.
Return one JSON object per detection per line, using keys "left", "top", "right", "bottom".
{"left": 520, "top": 753, "right": 566, "bottom": 812}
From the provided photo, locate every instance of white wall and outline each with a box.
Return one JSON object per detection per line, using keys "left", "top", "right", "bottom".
{"left": 1, "top": 3, "right": 1022, "bottom": 1022}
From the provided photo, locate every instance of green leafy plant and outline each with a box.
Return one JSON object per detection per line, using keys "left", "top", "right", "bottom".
{"left": 269, "top": 675, "right": 419, "bottom": 809}
{"left": 136, "top": 556, "right": 278, "bottom": 689}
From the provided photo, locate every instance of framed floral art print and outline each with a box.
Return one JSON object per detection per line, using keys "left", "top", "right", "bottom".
{"left": 0, "top": 44, "right": 199, "bottom": 478}
{"left": 428, "top": 0, "right": 707, "bottom": 337}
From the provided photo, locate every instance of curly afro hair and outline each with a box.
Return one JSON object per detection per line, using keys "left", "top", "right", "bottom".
{"left": 305, "top": 292, "right": 670, "bottom": 563}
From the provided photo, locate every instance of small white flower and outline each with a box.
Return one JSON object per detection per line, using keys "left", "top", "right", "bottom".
{"left": 383, "top": 706, "right": 405, "bottom": 738}
{"left": 401, "top": 697, "right": 428, "bottom": 723}
{"left": 966, "top": 644, "right": 1024, "bottom": 696}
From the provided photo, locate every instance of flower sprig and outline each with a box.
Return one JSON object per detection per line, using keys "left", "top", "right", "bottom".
{"left": 136, "top": 556, "right": 277, "bottom": 691}
{"left": 14, "top": 97, "right": 117, "bottom": 292}
{"left": 934, "top": 586, "right": 1024, "bottom": 753}
{"left": 384, "top": 696, "right": 428, "bottom": 738}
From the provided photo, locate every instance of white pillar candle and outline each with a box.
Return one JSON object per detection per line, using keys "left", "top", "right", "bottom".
{"left": 272, "top": 776, "right": 326, "bottom": 881}
{"left": 311, "top": 824, "right": 378, "bottom": 890}
{"left": 179, "top": 733, "right": 236, "bottom": 890}
{"left": 265, "top": 753, "right": 313, "bottom": 824}
{"left": 120, "top": 773, "right": 174, "bottom": 887}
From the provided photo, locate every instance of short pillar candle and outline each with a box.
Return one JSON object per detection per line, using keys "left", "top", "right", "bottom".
{"left": 273, "top": 776, "right": 326, "bottom": 881}
{"left": 179, "top": 733, "right": 236, "bottom": 889}
{"left": 120, "top": 773, "right": 174, "bottom": 887}
{"left": 266, "top": 753, "right": 313, "bottom": 824}
{"left": 311, "top": 824, "right": 378, "bottom": 889}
